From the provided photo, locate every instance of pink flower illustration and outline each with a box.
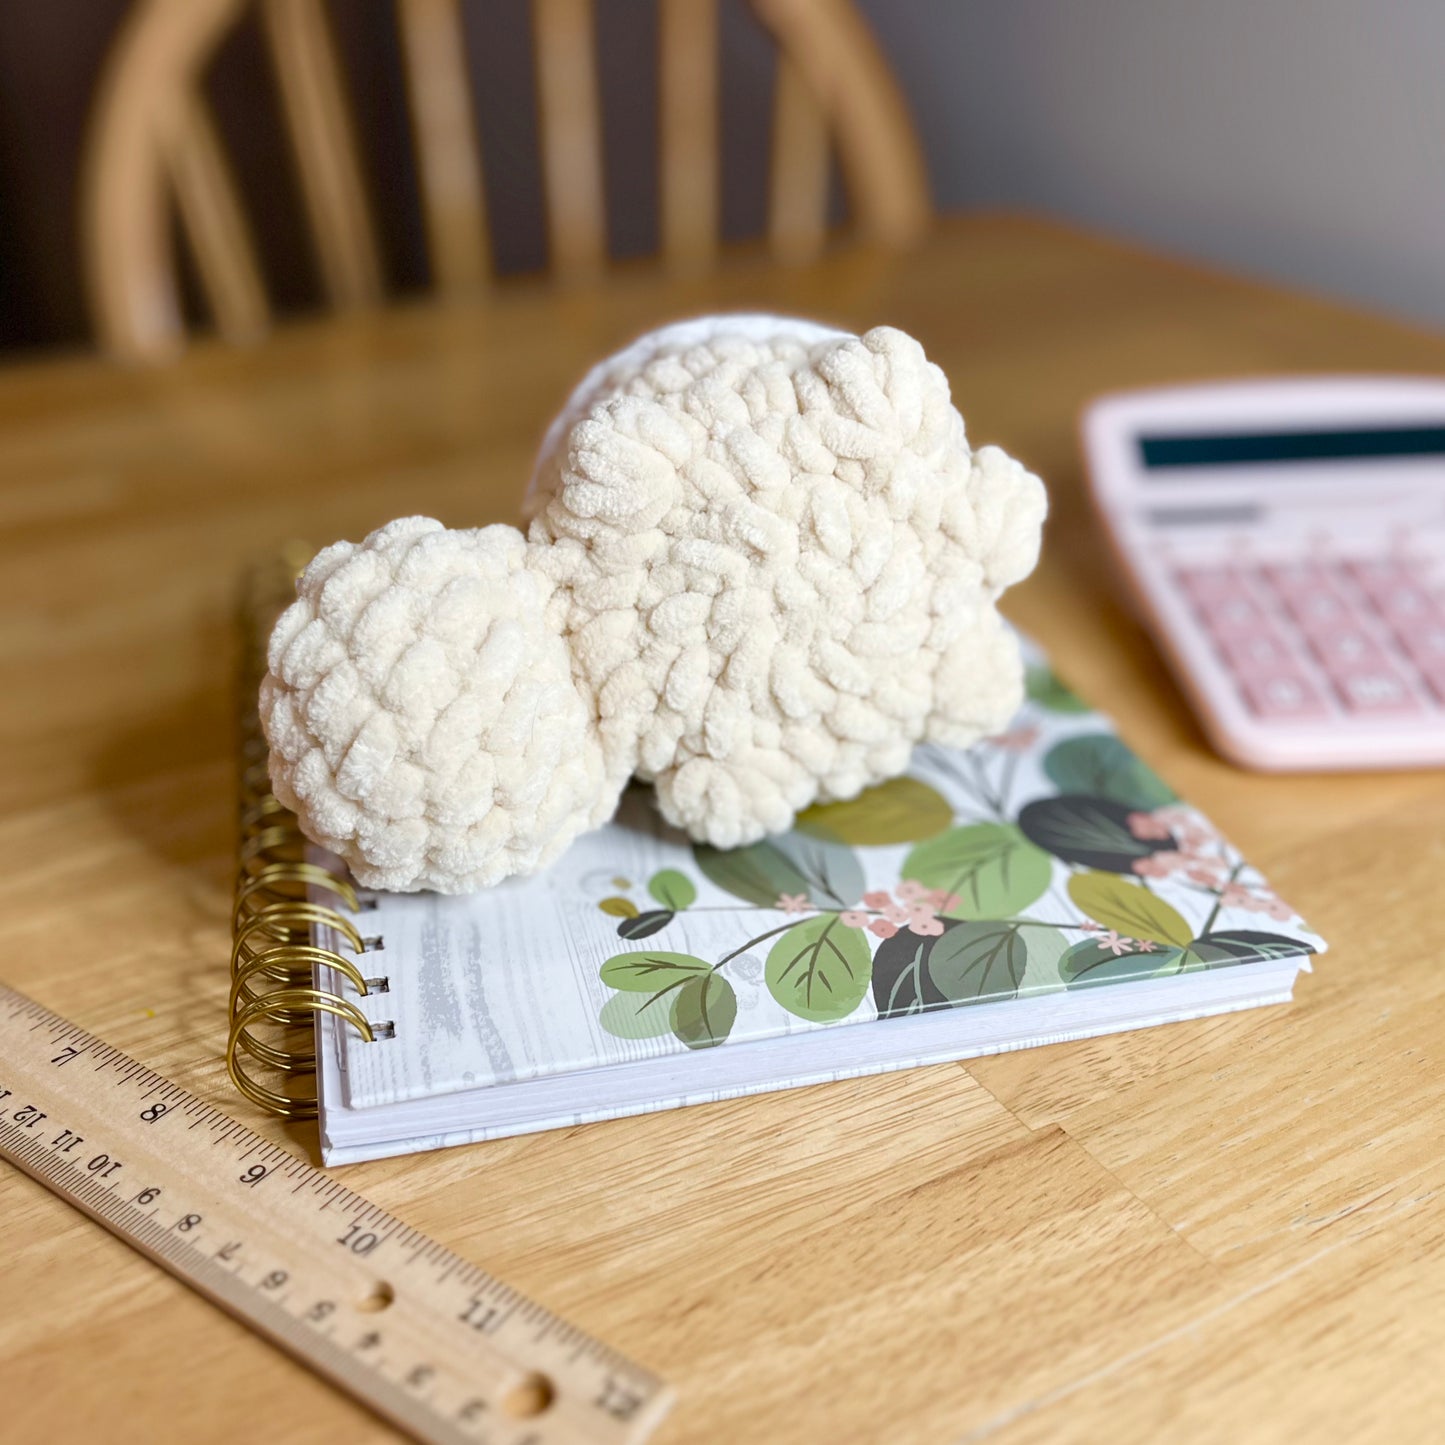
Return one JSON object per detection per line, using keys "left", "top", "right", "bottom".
{"left": 1135, "top": 939, "right": 1158, "bottom": 953}
{"left": 839, "top": 910, "right": 869, "bottom": 930}
{"left": 863, "top": 889, "right": 892, "bottom": 910}
{"left": 882, "top": 903, "right": 911, "bottom": 926}
{"left": 987, "top": 723, "right": 1041, "bottom": 752}
{"left": 1127, "top": 811, "right": 1173, "bottom": 840}
{"left": 1132, "top": 851, "right": 1181, "bottom": 878}
{"left": 1185, "top": 861, "right": 1225, "bottom": 886}
{"left": 908, "top": 914, "right": 945, "bottom": 938}
{"left": 868, "top": 917, "right": 900, "bottom": 940}
{"left": 776, "top": 893, "right": 810, "bottom": 914}
{"left": 928, "top": 889, "right": 961, "bottom": 913}
{"left": 896, "top": 879, "right": 928, "bottom": 902}
{"left": 1095, "top": 929, "right": 1129, "bottom": 956}
{"left": 1262, "top": 896, "right": 1294, "bottom": 921}
{"left": 1219, "top": 882, "right": 1254, "bottom": 910}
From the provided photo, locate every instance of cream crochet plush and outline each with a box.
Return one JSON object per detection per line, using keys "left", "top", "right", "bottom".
{"left": 262, "top": 315, "right": 1047, "bottom": 893}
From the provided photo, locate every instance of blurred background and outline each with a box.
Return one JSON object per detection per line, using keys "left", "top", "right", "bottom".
{"left": 2, "top": 0, "right": 1441, "bottom": 356}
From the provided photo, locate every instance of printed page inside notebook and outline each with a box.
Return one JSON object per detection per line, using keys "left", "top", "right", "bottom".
{"left": 320, "top": 642, "right": 1323, "bottom": 1110}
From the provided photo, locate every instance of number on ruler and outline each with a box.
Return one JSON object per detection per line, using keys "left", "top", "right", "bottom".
{"left": 139, "top": 1103, "right": 171, "bottom": 1124}
{"left": 50, "top": 1046, "right": 81, "bottom": 1067}
{"left": 86, "top": 1153, "right": 122, "bottom": 1178}
{"left": 0, "top": 1088, "right": 12, "bottom": 1102}
{"left": 134, "top": 1187, "right": 161, "bottom": 1205}
{"left": 336, "top": 1223, "right": 380, "bottom": 1257}
{"left": 175, "top": 1213, "right": 202, "bottom": 1233}
{"left": 51, "top": 1129, "right": 84, "bottom": 1153}
{"left": 260, "top": 1271, "right": 288, "bottom": 1291}
{"left": 14, "top": 1104, "right": 47, "bottom": 1128}
{"left": 460, "top": 1297, "right": 500, "bottom": 1333}
{"left": 595, "top": 1375, "right": 644, "bottom": 1421}
{"left": 238, "top": 1164, "right": 269, "bottom": 1187}
{"left": 307, "top": 1300, "right": 336, "bottom": 1323}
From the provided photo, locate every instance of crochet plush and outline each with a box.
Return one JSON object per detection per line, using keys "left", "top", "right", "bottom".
{"left": 262, "top": 315, "right": 1047, "bottom": 893}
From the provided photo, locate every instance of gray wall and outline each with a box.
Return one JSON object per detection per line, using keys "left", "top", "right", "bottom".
{"left": 862, "top": 0, "right": 1445, "bottom": 327}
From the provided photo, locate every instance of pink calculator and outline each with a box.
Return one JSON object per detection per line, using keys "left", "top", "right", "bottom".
{"left": 1081, "top": 377, "right": 1445, "bottom": 771}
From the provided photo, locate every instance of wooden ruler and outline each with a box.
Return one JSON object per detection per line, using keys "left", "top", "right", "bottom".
{"left": 0, "top": 981, "right": 673, "bottom": 1445}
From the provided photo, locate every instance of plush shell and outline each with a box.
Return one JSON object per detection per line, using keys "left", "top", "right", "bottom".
{"left": 262, "top": 316, "right": 1046, "bottom": 892}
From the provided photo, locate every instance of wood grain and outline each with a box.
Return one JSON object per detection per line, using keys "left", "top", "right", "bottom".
{"left": 259, "top": 0, "right": 383, "bottom": 310}
{"left": 82, "top": 0, "right": 931, "bottom": 360}
{"left": 397, "top": 0, "right": 490, "bottom": 293}
{"left": 659, "top": 0, "right": 720, "bottom": 273}
{"left": 5, "top": 217, "right": 1445, "bottom": 1442}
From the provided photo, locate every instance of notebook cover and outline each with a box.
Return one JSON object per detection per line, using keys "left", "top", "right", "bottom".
{"left": 319, "top": 641, "right": 1324, "bottom": 1113}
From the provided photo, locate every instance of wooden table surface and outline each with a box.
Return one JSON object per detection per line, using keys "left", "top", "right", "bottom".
{"left": 4, "top": 216, "right": 1444, "bottom": 1445}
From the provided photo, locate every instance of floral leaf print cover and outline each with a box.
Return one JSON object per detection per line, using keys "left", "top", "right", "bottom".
{"left": 586, "top": 648, "right": 1322, "bottom": 1052}
{"left": 329, "top": 641, "right": 1323, "bottom": 1111}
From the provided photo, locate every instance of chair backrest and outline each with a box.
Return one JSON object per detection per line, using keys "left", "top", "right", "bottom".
{"left": 83, "top": 0, "right": 931, "bottom": 362}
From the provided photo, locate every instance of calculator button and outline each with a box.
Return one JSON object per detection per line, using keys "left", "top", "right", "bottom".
{"left": 1282, "top": 589, "right": 1355, "bottom": 635}
{"left": 1398, "top": 618, "right": 1445, "bottom": 670}
{"left": 1331, "top": 666, "right": 1422, "bottom": 715}
{"left": 1175, "top": 567, "right": 1244, "bottom": 604}
{"left": 1308, "top": 627, "right": 1388, "bottom": 671}
{"left": 1197, "top": 594, "right": 1269, "bottom": 635}
{"left": 1417, "top": 660, "right": 1445, "bottom": 706}
{"left": 1370, "top": 581, "right": 1439, "bottom": 626}
{"left": 1261, "top": 561, "right": 1329, "bottom": 600}
{"left": 1216, "top": 630, "right": 1298, "bottom": 675}
{"left": 1239, "top": 673, "right": 1329, "bottom": 720}
{"left": 1345, "top": 556, "right": 1422, "bottom": 595}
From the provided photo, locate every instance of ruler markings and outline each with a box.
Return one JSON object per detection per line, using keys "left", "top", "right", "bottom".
{"left": 0, "top": 981, "right": 671, "bottom": 1445}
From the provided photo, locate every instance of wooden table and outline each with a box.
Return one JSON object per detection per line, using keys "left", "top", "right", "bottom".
{"left": 4, "top": 216, "right": 1444, "bottom": 1444}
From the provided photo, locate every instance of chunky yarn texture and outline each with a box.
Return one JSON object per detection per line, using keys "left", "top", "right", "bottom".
{"left": 262, "top": 316, "right": 1047, "bottom": 892}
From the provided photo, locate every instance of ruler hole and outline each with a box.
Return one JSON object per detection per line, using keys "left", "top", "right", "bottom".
{"left": 357, "top": 1280, "right": 394, "bottom": 1313}
{"left": 503, "top": 1373, "right": 555, "bottom": 1419}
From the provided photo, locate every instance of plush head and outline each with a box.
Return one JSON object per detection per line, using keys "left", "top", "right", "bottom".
{"left": 262, "top": 315, "right": 1046, "bottom": 892}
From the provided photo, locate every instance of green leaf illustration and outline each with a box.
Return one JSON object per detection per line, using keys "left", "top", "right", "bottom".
{"left": 1067, "top": 871, "right": 1192, "bottom": 947}
{"left": 765, "top": 914, "right": 872, "bottom": 1022}
{"left": 795, "top": 776, "right": 952, "bottom": 846}
{"left": 647, "top": 869, "right": 697, "bottom": 911}
{"left": 598, "top": 990, "right": 676, "bottom": 1039}
{"left": 1015, "top": 924, "right": 1072, "bottom": 996}
{"left": 1043, "top": 734, "right": 1177, "bottom": 810}
{"left": 870, "top": 928, "right": 946, "bottom": 1019}
{"left": 694, "top": 832, "right": 863, "bottom": 909}
{"left": 1017, "top": 795, "right": 1175, "bottom": 873}
{"left": 670, "top": 972, "right": 737, "bottom": 1049}
{"left": 1059, "top": 939, "right": 1185, "bottom": 988}
{"left": 616, "top": 909, "right": 675, "bottom": 940}
{"left": 599, "top": 895, "right": 639, "bottom": 919}
{"left": 1026, "top": 664, "right": 1091, "bottom": 714}
{"left": 902, "top": 823, "right": 1052, "bottom": 918}
{"left": 1187, "top": 930, "right": 1315, "bottom": 965}
{"left": 927, "top": 921, "right": 1027, "bottom": 1003}
{"left": 600, "top": 951, "right": 711, "bottom": 992}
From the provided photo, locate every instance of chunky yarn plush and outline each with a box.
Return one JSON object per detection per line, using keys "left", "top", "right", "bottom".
{"left": 262, "top": 315, "right": 1047, "bottom": 892}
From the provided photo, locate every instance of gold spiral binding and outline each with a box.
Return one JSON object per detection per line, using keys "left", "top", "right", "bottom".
{"left": 228, "top": 549, "right": 382, "bottom": 1121}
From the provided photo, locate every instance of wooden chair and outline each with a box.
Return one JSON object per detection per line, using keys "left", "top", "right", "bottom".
{"left": 82, "top": 0, "right": 931, "bottom": 362}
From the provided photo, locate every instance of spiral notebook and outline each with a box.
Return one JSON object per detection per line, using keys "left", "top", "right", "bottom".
{"left": 228, "top": 566, "right": 1323, "bottom": 1164}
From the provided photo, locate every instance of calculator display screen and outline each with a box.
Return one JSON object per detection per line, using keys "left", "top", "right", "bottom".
{"left": 1139, "top": 424, "right": 1445, "bottom": 472}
